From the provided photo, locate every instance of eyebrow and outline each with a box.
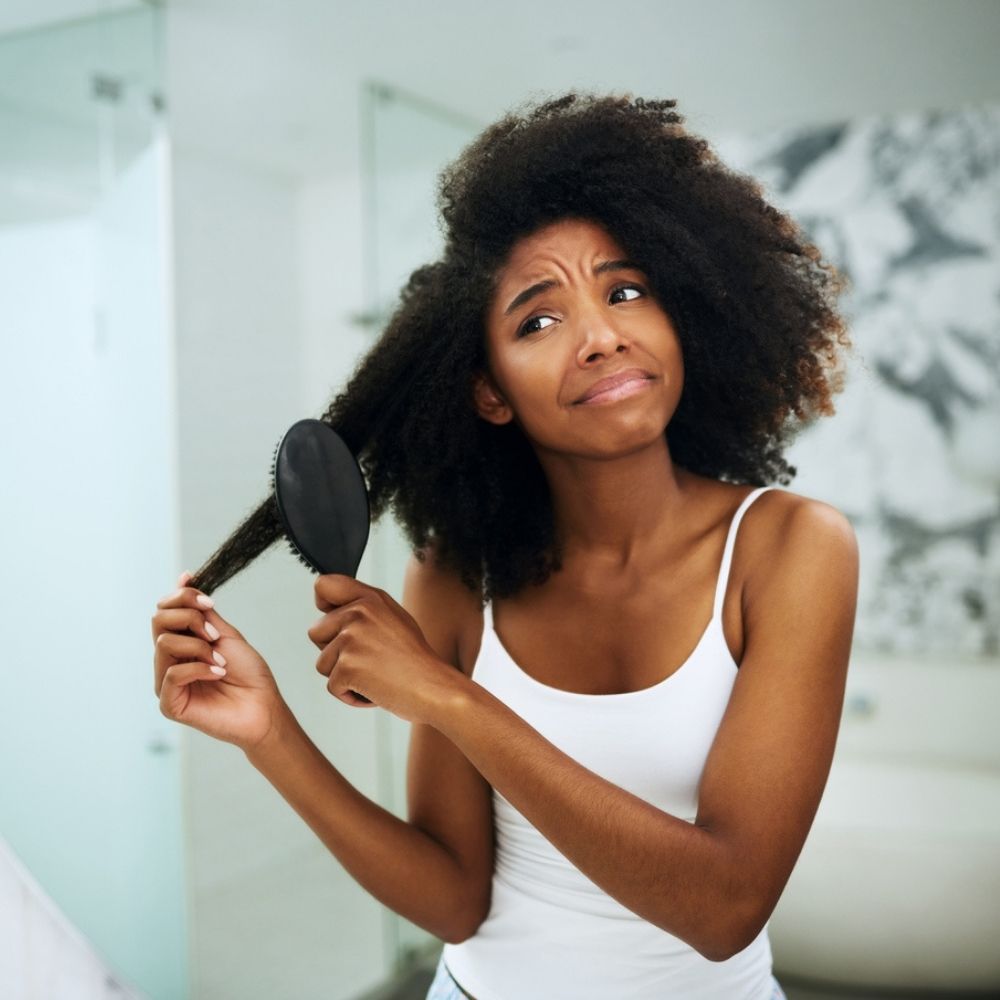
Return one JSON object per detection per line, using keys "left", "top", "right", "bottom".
{"left": 502, "top": 259, "right": 646, "bottom": 317}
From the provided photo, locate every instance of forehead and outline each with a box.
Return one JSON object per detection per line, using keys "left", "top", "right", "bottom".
{"left": 496, "top": 218, "right": 627, "bottom": 282}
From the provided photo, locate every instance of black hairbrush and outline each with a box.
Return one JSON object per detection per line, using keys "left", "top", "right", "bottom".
{"left": 271, "top": 419, "right": 373, "bottom": 704}
{"left": 270, "top": 418, "right": 371, "bottom": 577}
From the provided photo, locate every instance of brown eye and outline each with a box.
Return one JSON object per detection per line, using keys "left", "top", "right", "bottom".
{"left": 610, "top": 284, "right": 644, "bottom": 303}
{"left": 518, "top": 314, "right": 556, "bottom": 338}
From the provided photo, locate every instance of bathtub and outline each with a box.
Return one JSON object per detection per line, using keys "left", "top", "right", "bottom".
{"left": 768, "top": 654, "right": 1000, "bottom": 993}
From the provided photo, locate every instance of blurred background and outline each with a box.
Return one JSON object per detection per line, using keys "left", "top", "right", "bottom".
{"left": 1, "top": 1, "right": 998, "bottom": 998}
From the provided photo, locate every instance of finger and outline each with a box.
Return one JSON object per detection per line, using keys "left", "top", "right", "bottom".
{"left": 337, "top": 690, "right": 375, "bottom": 708}
{"left": 315, "top": 638, "right": 337, "bottom": 678}
{"left": 157, "top": 585, "right": 214, "bottom": 613}
{"left": 324, "top": 662, "right": 373, "bottom": 706}
{"left": 200, "top": 605, "right": 243, "bottom": 643}
{"left": 160, "top": 660, "right": 227, "bottom": 719}
{"left": 151, "top": 606, "right": 219, "bottom": 644}
{"left": 156, "top": 586, "right": 243, "bottom": 643}
{"left": 318, "top": 640, "right": 375, "bottom": 706}
{"left": 154, "top": 633, "right": 225, "bottom": 695}
{"left": 177, "top": 570, "right": 193, "bottom": 587}
{"left": 308, "top": 597, "right": 374, "bottom": 650}
{"left": 155, "top": 630, "right": 220, "bottom": 666}
{"left": 314, "top": 573, "right": 373, "bottom": 612}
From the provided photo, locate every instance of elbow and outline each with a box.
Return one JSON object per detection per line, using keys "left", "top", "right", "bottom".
{"left": 660, "top": 914, "right": 754, "bottom": 964}
{"left": 703, "top": 901, "right": 771, "bottom": 963}
{"left": 701, "top": 932, "right": 754, "bottom": 964}
{"left": 441, "top": 891, "right": 491, "bottom": 946}
{"left": 441, "top": 925, "right": 476, "bottom": 946}
{"left": 686, "top": 866, "right": 770, "bottom": 962}
{"left": 441, "top": 913, "right": 484, "bottom": 946}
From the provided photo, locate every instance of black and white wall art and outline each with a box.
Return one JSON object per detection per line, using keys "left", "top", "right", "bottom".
{"left": 716, "top": 103, "right": 1000, "bottom": 659}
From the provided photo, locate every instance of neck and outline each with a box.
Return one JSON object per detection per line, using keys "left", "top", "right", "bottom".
{"left": 536, "top": 436, "right": 695, "bottom": 575}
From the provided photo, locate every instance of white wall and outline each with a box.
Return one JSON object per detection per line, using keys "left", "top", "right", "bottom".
{"left": 0, "top": 136, "right": 187, "bottom": 999}
{"left": 171, "top": 146, "right": 400, "bottom": 999}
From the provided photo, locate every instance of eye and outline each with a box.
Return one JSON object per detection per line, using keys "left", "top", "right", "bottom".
{"left": 609, "top": 283, "right": 645, "bottom": 303}
{"left": 515, "top": 284, "right": 646, "bottom": 338}
{"left": 517, "top": 314, "right": 557, "bottom": 338}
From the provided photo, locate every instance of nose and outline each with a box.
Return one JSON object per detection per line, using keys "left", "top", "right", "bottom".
{"left": 574, "top": 304, "right": 629, "bottom": 365}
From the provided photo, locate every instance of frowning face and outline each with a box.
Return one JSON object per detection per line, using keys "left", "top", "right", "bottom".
{"left": 473, "top": 217, "right": 685, "bottom": 461}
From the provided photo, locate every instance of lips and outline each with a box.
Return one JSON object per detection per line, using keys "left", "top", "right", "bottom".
{"left": 574, "top": 368, "right": 654, "bottom": 404}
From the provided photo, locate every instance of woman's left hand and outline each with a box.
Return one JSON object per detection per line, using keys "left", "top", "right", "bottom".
{"left": 307, "top": 574, "right": 465, "bottom": 724}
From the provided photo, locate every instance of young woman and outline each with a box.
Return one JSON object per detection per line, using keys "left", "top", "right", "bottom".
{"left": 151, "top": 93, "right": 859, "bottom": 999}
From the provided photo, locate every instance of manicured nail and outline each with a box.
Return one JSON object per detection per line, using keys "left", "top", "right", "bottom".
{"left": 212, "top": 650, "right": 227, "bottom": 667}
{"left": 196, "top": 594, "right": 214, "bottom": 609}
{"left": 210, "top": 665, "right": 226, "bottom": 676}
{"left": 205, "top": 622, "right": 221, "bottom": 640}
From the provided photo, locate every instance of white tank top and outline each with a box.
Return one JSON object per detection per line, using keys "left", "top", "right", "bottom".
{"left": 442, "top": 486, "right": 778, "bottom": 1000}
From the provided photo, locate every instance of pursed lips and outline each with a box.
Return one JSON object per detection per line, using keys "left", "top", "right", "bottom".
{"left": 574, "top": 369, "right": 654, "bottom": 404}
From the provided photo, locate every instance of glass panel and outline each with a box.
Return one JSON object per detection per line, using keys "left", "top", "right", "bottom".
{"left": 0, "top": 7, "right": 185, "bottom": 1000}
{"left": 359, "top": 80, "right": 482, "bottom": 977}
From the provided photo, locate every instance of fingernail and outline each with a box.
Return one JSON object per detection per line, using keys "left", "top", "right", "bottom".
{"left": 205, "top": 622, "right": 221, "bottom": 640}
{"left": 210, "top": 665, "right": 226, "bottom": 676}
{"left": 213, "top": 650, "right": 227, "bottom": 667}
{"left": 196, "top": 594, "right": 214, "bottom": 609}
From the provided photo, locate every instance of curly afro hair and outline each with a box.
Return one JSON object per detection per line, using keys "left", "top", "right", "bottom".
{"left": 189, "top": 91, "right": 852, "bottom": 604}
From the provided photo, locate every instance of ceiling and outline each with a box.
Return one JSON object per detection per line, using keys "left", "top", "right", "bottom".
{"left": 3, "top": 0, "right": 1000, "bottom": 184}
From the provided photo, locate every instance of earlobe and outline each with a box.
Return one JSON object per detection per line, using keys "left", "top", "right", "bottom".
{"left": 472, "top": 371, "right": 514, "bottom": 425}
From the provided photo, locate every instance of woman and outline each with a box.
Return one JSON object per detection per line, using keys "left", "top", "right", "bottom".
{"left": 151, "top": 93, "right": 859, "bottom": 999}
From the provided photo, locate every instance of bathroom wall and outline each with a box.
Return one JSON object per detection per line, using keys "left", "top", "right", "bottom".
{"left": 0, "top": 8, "right": 187, "bottom": 997}
{"left": 163, "top": 3, "right": 1000, "bottom": 998}
{"left": 714, "top": 102, "right": 1000, "bottom": 659}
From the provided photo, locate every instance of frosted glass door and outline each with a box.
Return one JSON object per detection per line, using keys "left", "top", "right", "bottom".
{"left": 0, "top": 9, "right": 187, "bottom": 1000}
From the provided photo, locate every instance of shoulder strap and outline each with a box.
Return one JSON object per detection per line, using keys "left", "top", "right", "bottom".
{"left": 712, "top": 486, "right": 777, "bottom": 619}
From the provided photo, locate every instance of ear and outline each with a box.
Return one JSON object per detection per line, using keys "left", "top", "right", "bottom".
{"left": 471, "top": 370, "right": 514, "bottom": 425}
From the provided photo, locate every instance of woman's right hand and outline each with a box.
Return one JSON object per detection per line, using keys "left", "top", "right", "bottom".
{"left": 151, "top": 571, "right": 288, "bottom": 753}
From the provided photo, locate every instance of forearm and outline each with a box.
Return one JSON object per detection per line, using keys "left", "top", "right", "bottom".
{"left": 427, "top": 680, "right": 745, "bottom": 960}
{"left": 244, "top": 706, "right": 477, "bottom": 943}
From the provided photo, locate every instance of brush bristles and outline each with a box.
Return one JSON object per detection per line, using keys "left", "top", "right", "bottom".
{"left": 271, "top": 433, "right": 321, "bottom": 575}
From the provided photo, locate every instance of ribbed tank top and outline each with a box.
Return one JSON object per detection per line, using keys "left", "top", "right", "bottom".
{"left": 442, "top": 486, "right": 778, "bottom": 1000}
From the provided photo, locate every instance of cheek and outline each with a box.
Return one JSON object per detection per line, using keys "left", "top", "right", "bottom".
{"left": 661, "top": 325, "right": 684, "bottom": 378}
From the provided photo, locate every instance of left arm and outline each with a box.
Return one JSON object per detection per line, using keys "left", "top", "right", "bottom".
{"left": 425, "top": 500, "right": 859, "bottom": 961}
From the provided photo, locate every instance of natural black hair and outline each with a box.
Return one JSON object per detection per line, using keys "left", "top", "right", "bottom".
{"left": 189, "top": 91, "right": 851, "bottom": 604}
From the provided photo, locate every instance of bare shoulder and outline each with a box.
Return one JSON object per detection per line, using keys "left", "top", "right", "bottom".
{"left": 731, "top": 483, "right": 857, "bottom": 559}
{"left": 738, "top": 486, "right": 859, "bottom": 624}
{"left": 402, "top": 540, "right": 483, "bottom": 677}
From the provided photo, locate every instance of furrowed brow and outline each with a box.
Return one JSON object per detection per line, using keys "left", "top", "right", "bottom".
{"left": 503, "top": 259, "right": 645, "bottom": 316}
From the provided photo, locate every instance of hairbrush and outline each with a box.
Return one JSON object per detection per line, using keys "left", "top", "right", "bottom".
{"left": 270, "top": 418, "right": 371, "bottom": 577}
{"left": 271, "top": 418, "right": 373, "bottom": 704}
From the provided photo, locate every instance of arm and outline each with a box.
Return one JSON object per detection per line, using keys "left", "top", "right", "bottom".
{"left": 245, "top": 548, "right": 494, "bottom": 944}
{"left": 424, "top": 498, "right": 859, "bottom": 960}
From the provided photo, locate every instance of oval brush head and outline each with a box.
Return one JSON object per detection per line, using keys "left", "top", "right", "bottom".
{"left": 270, "top": 418, "right": 371, "bottom": 578}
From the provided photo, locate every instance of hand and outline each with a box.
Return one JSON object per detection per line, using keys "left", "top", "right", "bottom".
{"left": 152, "top": 571, "right": 289, "bottom": 752}
{"left": 308, "top": 574, "right": 465, "bottom": 724}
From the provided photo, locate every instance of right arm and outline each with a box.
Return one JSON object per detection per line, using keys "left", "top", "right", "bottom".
{"left": 152, "top": 553, "right": 494, "bottom": 944}
{"left": 243, "top": 702, "right": 489, "bottom": 943}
